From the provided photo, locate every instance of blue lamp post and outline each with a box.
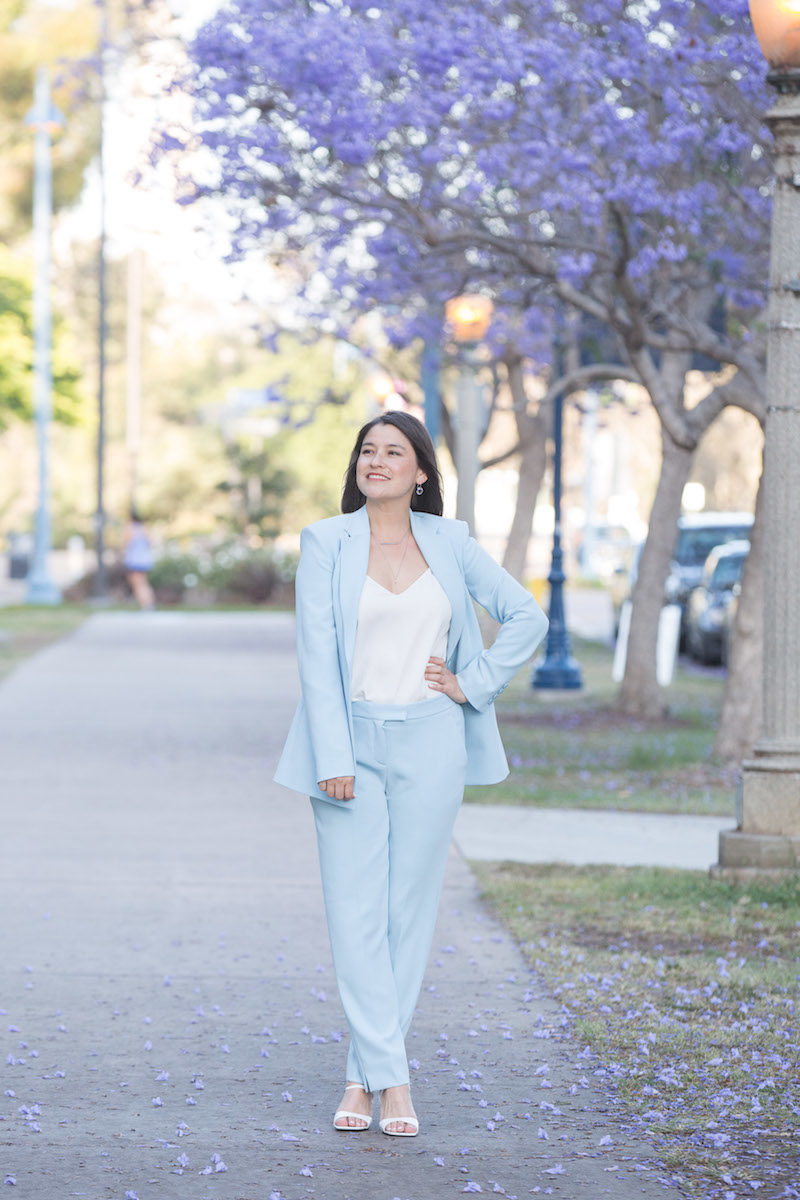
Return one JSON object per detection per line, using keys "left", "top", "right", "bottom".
{"left": 24, "top": 68, "right": 63, "bottom": 607}
{"left": 93, "top": 0, "right": 109, "bottom": 600}
{"left": 421, "top": 341, "right": 441, "bottom": 446}
{"left": 533, "top": 382, "right": 583, "bottom": 690}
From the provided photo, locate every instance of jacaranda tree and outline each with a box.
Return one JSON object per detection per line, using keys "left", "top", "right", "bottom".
{"left": 176, "top": 0, "right": 771, "bottom": 720}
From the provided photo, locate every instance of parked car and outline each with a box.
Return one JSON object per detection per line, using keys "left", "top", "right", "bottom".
{"left": 666, "top": 512, "right": 753, "bottom": 645}
{"left": 685, "top": 539, "right": 750, "bottom": 664}
{"left": 610, "top": 511, "right": 754, "bottom": 641}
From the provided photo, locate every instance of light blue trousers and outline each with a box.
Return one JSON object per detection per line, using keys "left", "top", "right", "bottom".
{"left": 311, "top": 693, "right": 467, "bottom": 1093}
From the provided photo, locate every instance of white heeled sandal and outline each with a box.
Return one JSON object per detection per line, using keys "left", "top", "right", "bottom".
{"left": 333, "top": 1083, "right": 373, "bottom": 1131}
{"left": 379, "top": 1089, "right": 419, "bottom": 1137}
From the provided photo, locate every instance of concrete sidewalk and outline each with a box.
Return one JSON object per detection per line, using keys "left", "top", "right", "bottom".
{"left": 0, "top": 612, "right": 677, "bottom": 1198}
{"left": 455, "top": 805, "right": 735, "bottom": 871}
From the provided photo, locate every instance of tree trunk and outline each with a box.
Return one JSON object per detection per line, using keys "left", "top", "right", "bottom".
{"left": 713, "top": 466, "right": 764, "bottom": 762}
{"left": 502, "top": 427, "right": 547, "bottom": 580}
{"left": 501, "top": 358, "right": 548, "bottom": 580}
{"left": 617, "top": 429, "right": 694, "bottom": 718}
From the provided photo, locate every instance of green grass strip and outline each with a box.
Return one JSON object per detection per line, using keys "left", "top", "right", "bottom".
{"left": 476, "top": 861, "right": 800, "bottom": 1196}
{"left": 0, "top": 605, "right": 88, "bottom": 685}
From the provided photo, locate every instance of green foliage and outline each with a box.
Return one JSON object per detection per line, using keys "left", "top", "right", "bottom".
{"left": 0, "top": 1, "right": 100, "bottom": 242}
{"left": 200, "top": 332, "right": 366, "bottom": 533}
{"left": 0, "top": 248, "right": 85, "bottom": 427}
{"left": 216, "top": 436, "right": 294, "bottom": 541}
{"left": 127, "top": 321, "right": 364, "bottom": 539}
{"left": 278, "top": 378, "right": 365, "bottom": 529}
{"left": 1, "top": 2, "right": 26, "bottom": 30}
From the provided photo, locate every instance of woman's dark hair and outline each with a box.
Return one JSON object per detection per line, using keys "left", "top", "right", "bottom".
{"left": 341, "top": 411, "right": 444, "bottom": 516}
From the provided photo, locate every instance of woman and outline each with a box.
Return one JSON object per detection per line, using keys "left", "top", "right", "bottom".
{"left": 274, "top": 412, "right": 547, "bottom": 1137}
{"left": 123, "top": 510, "right": 155, "bottom": 610}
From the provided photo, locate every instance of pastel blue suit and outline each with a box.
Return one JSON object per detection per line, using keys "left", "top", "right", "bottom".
{"left": 274, "top": 506, "right": 548, "bottom": 1091}
{"left": 274, "top": 507, "right": 548, "bottom": 800}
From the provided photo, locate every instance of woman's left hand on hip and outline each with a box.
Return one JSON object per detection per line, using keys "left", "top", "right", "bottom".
{"left": 424, "top": 656, "right": 467, "bottom": 704}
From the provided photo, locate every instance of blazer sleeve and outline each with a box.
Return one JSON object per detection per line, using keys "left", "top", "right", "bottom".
{"left": 455, "top": 529, "right": 549, "bottom": 713}
{"left": 294, "top": 524, "right": 355, "bottom": 783}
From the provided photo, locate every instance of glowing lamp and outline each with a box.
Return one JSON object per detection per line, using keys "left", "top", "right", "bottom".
{"left": 445, "top": 294, "right": 493, "bottom": 343}
{"left": 368, "top": 373, "right": 395, "bottom": 401}
{"left": 749, "top": 0, "right": 800, "bottom": 69}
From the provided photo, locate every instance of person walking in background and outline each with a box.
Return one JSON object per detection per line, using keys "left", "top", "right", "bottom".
{"left": 274, "top": 411, "right": 547, "bottom": 1138}
{"left": 123, "top": 509, "right": 155, "bottom": 610}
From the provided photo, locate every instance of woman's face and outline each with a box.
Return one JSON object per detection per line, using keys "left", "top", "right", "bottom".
{"left": 355, "top": 423, "right": 427, "bottom": 504}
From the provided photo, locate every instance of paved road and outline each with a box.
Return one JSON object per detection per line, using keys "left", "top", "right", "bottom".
{"left": 0, "top": 613, "right": 678, "bottom": 1198}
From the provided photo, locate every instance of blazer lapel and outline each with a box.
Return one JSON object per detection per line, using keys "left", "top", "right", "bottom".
{"left": 410, "top": 512, "right": 467, "bottom": 664}
{"left": 336, "top": 506, "right": 371, "bottom": 672}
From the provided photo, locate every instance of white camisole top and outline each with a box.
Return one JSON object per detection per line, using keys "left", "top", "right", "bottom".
{"left": 350, "top": 569, "right": 452, "bottom": 704}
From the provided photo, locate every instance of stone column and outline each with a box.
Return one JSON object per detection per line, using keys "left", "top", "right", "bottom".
{"left": 717, "top": 80, "right": 800, "bottom": 876}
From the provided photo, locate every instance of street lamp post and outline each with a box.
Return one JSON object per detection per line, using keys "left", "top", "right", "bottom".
{"left": 421, "top": 340, "right": 441, "bottom": 446}
{"left": 445, "top": 294, "right": 493, "bottom": 533}
{"left": 24, "top": 68, "right": 63, "bottom": 607}
{"left": 93, "top": 0, "right": 109, "bottom": 600}
{"left": 532, "top": 382, "right": 583, "bottom": 690}
{"left": 717, "top": 0, "right": 800, "bottom": 874}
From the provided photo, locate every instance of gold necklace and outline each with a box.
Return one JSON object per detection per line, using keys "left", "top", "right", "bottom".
{"left": 372, "top": 529, "right": 411, "bottom": 591}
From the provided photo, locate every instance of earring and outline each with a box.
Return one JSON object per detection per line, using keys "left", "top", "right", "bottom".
{"left": 415, "top": 482, "right": 424, "bottom": 495}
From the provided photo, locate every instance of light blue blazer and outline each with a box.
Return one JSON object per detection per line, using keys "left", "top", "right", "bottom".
{"left": 273, "top": 507, "right": 548, "bottom": 805}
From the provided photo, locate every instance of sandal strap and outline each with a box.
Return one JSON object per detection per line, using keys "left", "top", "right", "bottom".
{"left": 379, "top": 1115, "right": 419, "bottom": 1135}
{"left": 334, "top": 1109, "right": 372, "bottom": 1129}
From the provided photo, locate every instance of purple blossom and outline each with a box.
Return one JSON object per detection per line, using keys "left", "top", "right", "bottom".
{"left": 171, "top": 0, "right": 770, "bottom": 389}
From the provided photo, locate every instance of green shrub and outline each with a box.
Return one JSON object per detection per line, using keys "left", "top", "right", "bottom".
{"left": 146, "top": 553, "right": 203, "bottom": 602}
{"left": 149, "top": 544, "right": 298, "bottom": 605}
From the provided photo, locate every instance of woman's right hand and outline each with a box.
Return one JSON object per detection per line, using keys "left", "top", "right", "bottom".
{"left": 317, "top": 776, "right": 355, "bottom": 801}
